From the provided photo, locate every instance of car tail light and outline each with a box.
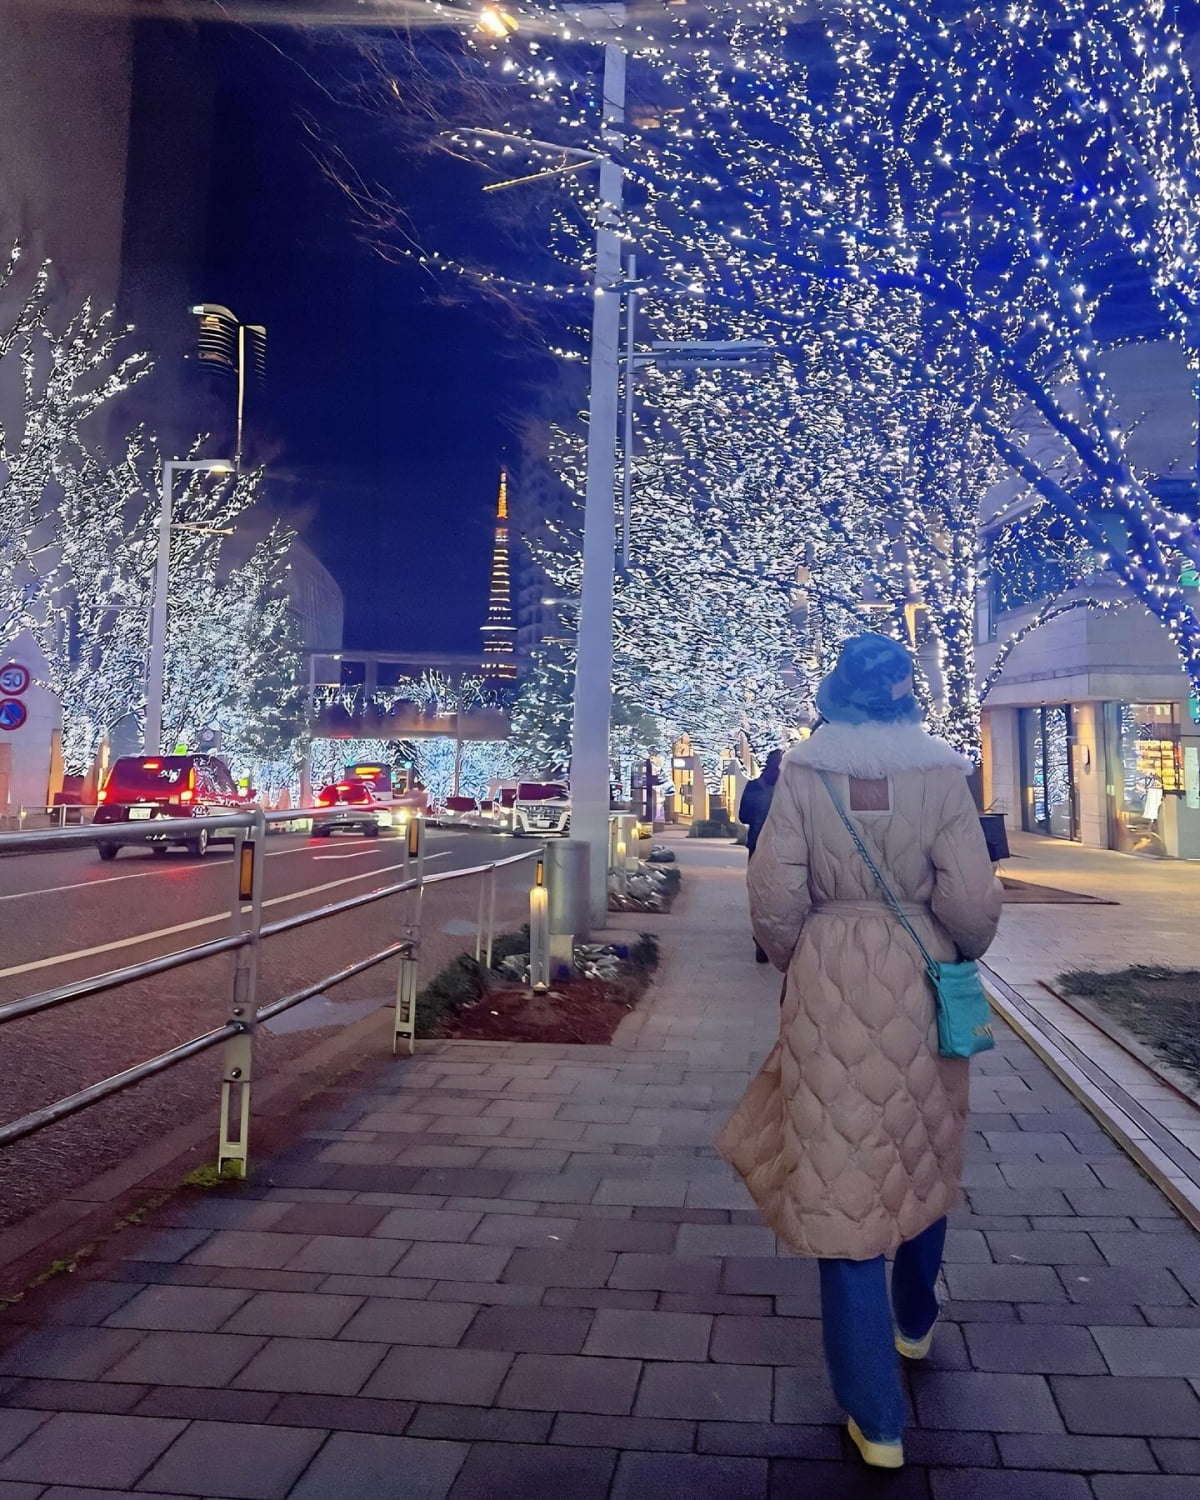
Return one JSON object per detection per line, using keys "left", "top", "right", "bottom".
{"left": 97, "top": 786, "right": 107, "bottom": 803}
{"left": 179, "top": 789, "right": 193, "bottom": 803}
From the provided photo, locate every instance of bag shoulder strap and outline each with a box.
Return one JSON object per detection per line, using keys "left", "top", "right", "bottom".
{"left": 817, "top": 771, "right": 938, "bottom": 979}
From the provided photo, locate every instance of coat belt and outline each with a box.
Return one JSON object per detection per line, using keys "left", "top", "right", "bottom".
{"left": 811, "top": 899, "right": 927, "bottom": 917}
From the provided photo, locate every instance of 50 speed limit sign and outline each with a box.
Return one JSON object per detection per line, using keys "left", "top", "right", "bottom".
{"left": 0, "top": 663, "right": 30, "bottom": 696}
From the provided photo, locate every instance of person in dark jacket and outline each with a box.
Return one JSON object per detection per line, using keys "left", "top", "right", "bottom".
{"left": 739, "top": 749, "right": 784, "bottom": 962}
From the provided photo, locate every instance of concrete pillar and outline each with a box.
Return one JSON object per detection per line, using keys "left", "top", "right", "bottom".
{"left": 548, "top": 839, "right": 591, "bottom": 962}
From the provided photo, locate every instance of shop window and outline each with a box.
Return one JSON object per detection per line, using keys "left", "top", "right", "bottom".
{"left": 1108, "top": 702, "right": 1180, "bottom": 858}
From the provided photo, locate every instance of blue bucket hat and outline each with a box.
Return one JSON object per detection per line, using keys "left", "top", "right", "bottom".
{"left": 815, "top": 632, "right": 921, "bottom": 726}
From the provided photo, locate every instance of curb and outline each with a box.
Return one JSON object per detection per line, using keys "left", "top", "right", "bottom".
{"left": 982, "top": 963, "right": 1200, "bottom": 1234}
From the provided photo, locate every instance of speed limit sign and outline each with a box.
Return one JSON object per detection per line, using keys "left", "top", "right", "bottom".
{"left": 0, "top": 663, "right": 30, "bottom": 695}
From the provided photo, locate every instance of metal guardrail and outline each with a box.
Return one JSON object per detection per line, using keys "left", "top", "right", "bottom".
{"left": 0, "top": 809, "right": 544, "bottom": 1176}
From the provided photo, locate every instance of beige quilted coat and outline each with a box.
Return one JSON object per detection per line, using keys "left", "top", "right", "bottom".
{"left": 718, "top": 722, "right": 1002, "bottom": 1261}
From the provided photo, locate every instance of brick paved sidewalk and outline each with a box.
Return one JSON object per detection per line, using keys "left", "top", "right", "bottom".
{"left": 2, "top": 837, "right": 1200, "bottom": 1498}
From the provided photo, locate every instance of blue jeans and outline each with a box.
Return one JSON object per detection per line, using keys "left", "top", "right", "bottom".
{"left": 818, "top": 1216, "right": 947, "bottom": 1443}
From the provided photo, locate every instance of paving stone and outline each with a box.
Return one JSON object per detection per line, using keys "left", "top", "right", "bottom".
{"left": 0, "top": 1379, "right": 146, "bottom": 1415}
{"left": 676, "top": 1224, "right": 776, "bottom": 1258}
{"left": 501, "top": 1248, "right": 616, "bottom": 1288}
{"left": 139, "top": 1419, "right": 326, "bottom": 1499}
{"left": 207, "top": 1269, "right": 325, "bottom": 1295}
{"left": 101, "top": 1331, "right": 265, "bottom": 1388}
{"left": 286, "top": 1234, "right": 411, "bottom": 1276}
{"left": 430, "top": 1280, "right": 543, "bottom": 1306}
{"left": 1090, "top": 1481, "right": 1200, "bottom": 1499}
{"left": 233, "top": 1334, "right": 385, "bottom": 1394}
{"left": 552, "top": 1412, "right": 694, "bottom": 1452}
{"left": 0, "top": 1327, "right": 143, "bottom": 1381}
{"left": 447, "top": 1441, "right": 615, "bottom": 1500}
{"left": 543, "top": 1287, "right": 657, "bottom": 1311}
{"left": 697, "top": 1422, "right": 841, "bottom": 1459}
{"left": 663, "top": 1293, "right": 774, "bottom": 1317}
{"left": 633, "top": 1206, "right": 730, "bottom": 1225}
{"left": 1094, "top": 1231, "right": 1200, "bottom": 1272}
{"left": 338, "top": 1298, "right": 478, "bottom": 1347}
{"left": 1051, "top": 1375, "right": 1200, "bottom": 1435}
{"left": 1092, "top": 1326, "right": 1200, "bottom": 1377}
{"left": 0, "top": 1412, "right": 186, "bottom": 1488}
{"left": 410, "top": 1169, "right": 514, "bottom": 1197}
{"left": 565, "top": 1218, "right": 678, "bottom": 1254}
{"left": 469, "top": 1214, "right": 576, "bottom": 1249}
{"left": 709, "top": 1315, "right": 822, "bottom": 1367}
{"left": 963, "top": 1323, "right": 1106, "bottom": 1374}
{"left": 610, "top": 1451, "right": 767, "bottom": 1500}
{"left": 407, "top": 1404, "right": 552, "bottom": 1444}
{"left": 219, "top": 1290, "right": 362, "bottom": 1338}
{"left": 609, "top": 1253, "right": 721, "bottom": 1294}
{"left": 371, "top": 1207, "right": 483, "bottom": 1242}
{"left": 942, "top": 1229, "right": 992, "bottom": 1263}
{"left": 185, "top": 1231, "right": 308, "bottom": 1271}
{"left": 966, "top": 1188, "right": 1073, "bottom": 1217}
{"left": 1016, "top": 1302, "right": 1146, "bottom": 1326}
{"left": 462, "top": 1305, "right": 592, "bottom": 1354}
{"left": 1150, "top": 1438, "right": 1200, "bottom": 1473}
{"left": 23, "top": 1282, "right": 144, "bottom": 1327}
{"left": 985, "top": 1230, "right": 1104, "bottom": 1266}
{"left": 720, "top": 1257, "right": 820, "bottom": 1296}
{"left": 97, "top": 1261, "right": 215, "bottom": 1288}
{"left": 0, "top": 1483, "right": 45, "bottom": 1499}
{"left": 268, "top": 1201, "right": 389, "bottom": 1237}
{"left": 594, "top": 1178, "right": 689, "bottom": 1207}
{"left": 900, "top": 1429, "right": 1001, "bottom": 1468}
{"left": 636, "top": 1362, "right": 772, "bottom": 1422}
{"left": 583, "top": 1309, "right": 711, "bottom": 1362}
{"left": 267, "top": 1392, "right": 414, "bottom": 1434}
{"left": 362, "top": 1346, "right": 513, "bottom": 1405}
{"left": 0, "top": 1414, "right": 49, "bottom": 1464}
{"left": 1066, "top": 1186, "right": 1178, "bottom": 1218}
{"left": 396, "top": 1243, "right": 513, "bottom": 1283}
{"left": 479, "top": 1149, "right": 572, "bottom": 1173}
{"left": 289, "top": 1432, "right": 468, "bottom": 1500}
{"left": 497, "top": 1353, "right": 640, "bottom": 1414}
{"left": 929, "top": 1472, "right": 1090, "bottom": 1499}
{"left": 502, "top": 1173, "right": 602, "bottom": 1205}
{"left": 943, "top": 1263, "right": 1065, "bottom": 1302}
{"left": 767, "top": 1460, "right": 931, "bottom": 1498}
{"left": 113, "top": 1227, "right": 213, "bottom": 1264}
{"left": 911, "top": 1371, "right": 1064, "bottom": 1432}
{"left": 1055, "top": 1266, "right": 1190, "bottom": 1304}
{"left": 996, "top": 1433, "right": 1158, "bottom": 1472}
{"left": 315, "top": 1274, "right": 432, "bottom": 1299}
{"left": 132, "top": 1386, "right": 277, "bottom": 1423}
{"left": 102, "top": 1284, "right": 252, "bottom": 1332}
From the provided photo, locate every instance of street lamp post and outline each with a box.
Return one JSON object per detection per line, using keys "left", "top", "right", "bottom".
{"left": 570, "top": 20, "right": 627, "bottom": 928}
{"left": 144, "top": 459, "right": 234, "bottom": 754}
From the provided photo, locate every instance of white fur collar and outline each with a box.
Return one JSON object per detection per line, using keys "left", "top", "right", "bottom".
{"left": 785, "top": 721, "right": 973, "bottom": 778}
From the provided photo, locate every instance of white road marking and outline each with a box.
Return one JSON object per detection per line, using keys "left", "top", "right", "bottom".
{"left": 0, "top": 834, "right": 416, "bottom": 904}
{"left": 0, "top": 851, "right": 456, "bottom": 980}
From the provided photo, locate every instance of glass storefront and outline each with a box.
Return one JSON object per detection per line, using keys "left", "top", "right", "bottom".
{"left": 1020, "top": 705, "right": 1079, "bottom": 839}
{"left": 1107, "top": 701, "right": 1180, "bottom": 858}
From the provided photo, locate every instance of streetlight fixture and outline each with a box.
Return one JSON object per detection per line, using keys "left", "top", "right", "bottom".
{"left": 144, "top": 459, "right": 235, "bottom": 754}
{"left": 189, "top": 304, "right": 266, "bottom": 470}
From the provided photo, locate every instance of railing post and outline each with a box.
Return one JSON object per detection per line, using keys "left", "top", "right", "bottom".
{"left": 485, "top": 861, "right": 498, "bottom": 970}
{"left": 218, "top": 810, "right": 265, "bottom": 1177}
{"left": 394, "top": 814, "right": 424, "bottom": 1055}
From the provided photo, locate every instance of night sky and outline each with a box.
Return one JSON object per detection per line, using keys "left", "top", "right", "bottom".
{"left": 200, "top": 21, "right": 536, "bottom": 654}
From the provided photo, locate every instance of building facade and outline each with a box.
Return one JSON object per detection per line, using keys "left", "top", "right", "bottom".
{"left": 978, "top": 342, "right": 1200, "bottom": 861}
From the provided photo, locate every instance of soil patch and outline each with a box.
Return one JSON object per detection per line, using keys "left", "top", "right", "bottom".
{"left": 431, "top": 976, "right": 643, "bottom": 1045}
{"left": 1001, "top": 877, "right": 1117, "bottom": 905}
{"left": 1058, "top": 965, "right": 1200, "bottom": 1086}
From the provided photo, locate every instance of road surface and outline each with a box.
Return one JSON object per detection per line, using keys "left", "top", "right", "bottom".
{"left": 0, "top": 826, "right": 541, "bottom": 1229}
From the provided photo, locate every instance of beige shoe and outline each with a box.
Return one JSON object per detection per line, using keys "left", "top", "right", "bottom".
{"left": 894, "top": 1321, "right": 936, "bottom": 1360}
{"left": 848, "top": 1418, "right": 904, "bottom": 1469}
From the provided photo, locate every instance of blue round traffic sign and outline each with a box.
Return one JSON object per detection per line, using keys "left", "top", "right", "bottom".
{"left": 0, "top": 698, "right": 27, "bottom": 731}
{"left": 0, "top": 663, "right": 29, "bottom": 695}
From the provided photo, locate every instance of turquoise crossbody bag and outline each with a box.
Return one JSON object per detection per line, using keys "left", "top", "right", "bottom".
{"left": 819, "top": 772, "right": 995, "bottom": 1060}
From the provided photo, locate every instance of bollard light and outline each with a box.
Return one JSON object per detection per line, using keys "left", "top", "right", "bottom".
{"left": 529, "top": 857, "right": 550, "bottom": 993}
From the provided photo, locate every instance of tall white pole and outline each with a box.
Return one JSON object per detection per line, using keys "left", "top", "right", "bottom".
{"left": 144, "top": 461, "right": 175, "bottom": 754}
{"left": 570, "top": 37, "right": 626, "bottom": 928}
{"left": 621, "top": 252, "right": 637, "bottom": 573}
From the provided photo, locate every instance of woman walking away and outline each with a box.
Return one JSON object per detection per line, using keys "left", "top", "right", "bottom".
{"left": 738, "top": 748, "right": 784, "bottom": 963}
{"left": 718, "top": 633, "right": 1002, "bottom": 1470}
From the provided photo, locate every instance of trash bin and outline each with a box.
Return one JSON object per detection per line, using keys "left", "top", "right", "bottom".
{"left": 979, "top": 812, "right": 1010, "bottom": 863}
